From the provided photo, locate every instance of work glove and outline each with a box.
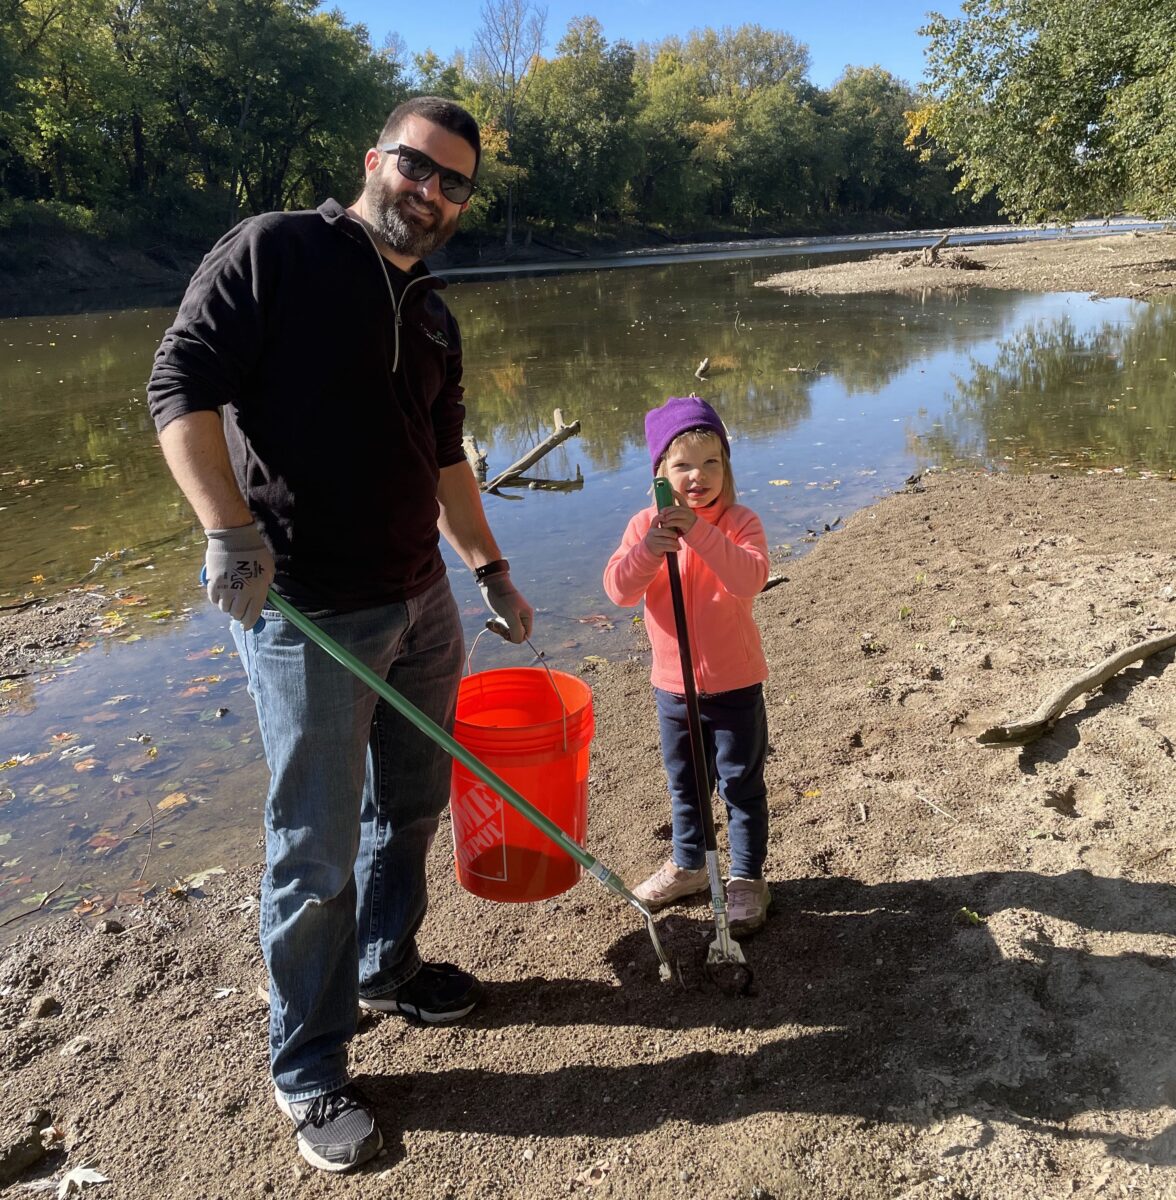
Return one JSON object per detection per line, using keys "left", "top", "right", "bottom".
{"left": 479, "top": 570, "right": 534, "bottom": 644}
{"left": 203, "top": 524, "right": 275, "bottom": 631}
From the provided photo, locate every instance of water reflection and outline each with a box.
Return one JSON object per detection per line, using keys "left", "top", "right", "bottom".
{"left": 1, "top": 310, "right": 194, "bottom": 594}
{"left": 2, "top": 258, "right": 1175, "bottom": 929}
{"left": 913, "top": 302, "right": 1176, "bottom": 472}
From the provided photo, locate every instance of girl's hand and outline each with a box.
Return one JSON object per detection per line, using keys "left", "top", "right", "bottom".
{"left": 643, "top": 519, "right": 683, "bottom": 558}
{"left": 658, "top": 501, "right": 697, "bottom": 536}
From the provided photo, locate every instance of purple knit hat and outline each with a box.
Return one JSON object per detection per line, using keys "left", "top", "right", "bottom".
{"left": 645, "top": 396, "right": 730, "bottom": 471}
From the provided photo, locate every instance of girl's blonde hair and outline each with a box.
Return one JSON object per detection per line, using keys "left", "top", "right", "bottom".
{"left": 655, "top": 427, "right": 737, "bottom": 506}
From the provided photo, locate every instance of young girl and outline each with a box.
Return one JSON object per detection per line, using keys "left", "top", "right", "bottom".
{"left": 603, "top": 396, "right": 771, "bottom": 933}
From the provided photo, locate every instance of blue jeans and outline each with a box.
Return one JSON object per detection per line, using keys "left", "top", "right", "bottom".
{"left": 232, "top": 575, "right": 462, "bottom": 1100}
{"left": 654, "top": 684, "right": 769, "bottom": 880}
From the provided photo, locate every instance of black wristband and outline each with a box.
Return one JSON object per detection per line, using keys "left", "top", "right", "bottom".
{"left": 473, "top": 558, "right": 509, "bottom": 583}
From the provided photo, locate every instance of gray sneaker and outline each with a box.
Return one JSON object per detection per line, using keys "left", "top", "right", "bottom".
{"left": 274, "top": 1083, "right": 383, "bottom": 1172}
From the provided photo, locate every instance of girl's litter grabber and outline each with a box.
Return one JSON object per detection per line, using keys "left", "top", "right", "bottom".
{"left": 652, "top": 477, "right": 750, "bottom": 990}
{"left": 259, "top": 586, "right": 673, "bottom": 982}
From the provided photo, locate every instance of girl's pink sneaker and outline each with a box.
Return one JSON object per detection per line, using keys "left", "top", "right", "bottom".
{"left": 633, "top": 859, "right": 708, "bottom": 911}
{"left": 726, "top": 877, "right": 771, "bottom": 934}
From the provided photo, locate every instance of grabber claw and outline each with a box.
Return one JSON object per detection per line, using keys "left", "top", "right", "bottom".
{"left": 705, "top": 910, "right": 753, "bottom": 996}
{"left": 624, "top": 893, "right": 673, "bottom": 982}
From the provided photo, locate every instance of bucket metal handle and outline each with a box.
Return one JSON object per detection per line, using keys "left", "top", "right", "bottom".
{"left": 465, "top": 628, "right": 569, "bottom": 753}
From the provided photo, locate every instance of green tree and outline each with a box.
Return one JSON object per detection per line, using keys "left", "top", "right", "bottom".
{"left": 662, "top": 23, "right": 810, "bottom": 96}
{"left": 1, "top": 0, "right": 404, "bottom": 235}
{"left": 648, "top": 25, "right": 817, "bottom": 226}
{"left": 1104, "top": 11, "right": 1176, "bottom": 215}
{"left": 629, "top": 50, "right": 712, "bottom": 224}
{"left": 411, "top": 48, "right": 465, "bottom": 98}
{"left": 727, "top": 80, "right": 823, "bottom": 225}
{"left": 913, "top": 0, "right": 1176, "bottom": 220}
{"left": 0, "top": 0, "right": 126, "bottom": 208}
{"left": 154, "top": 0, "right": 401, "bottom": 223}
{"left": 518, "top": 17, "right": 638, "bottom": 225}
{"left": 826, "top": 67, "right": 922, "bottom": 216}
{"left": 1, "top": 2, "right": 1000, "bottom": 247}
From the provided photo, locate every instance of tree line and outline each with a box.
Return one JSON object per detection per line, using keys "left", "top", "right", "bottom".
{"left": 0, "top": 1, "right": 995, "bottom": 247}
{"left": 909, "top": 0, "right": 1175, "bottom": 222}
{"left": 10, "top": 0, "right": 1165, "bottom": 246}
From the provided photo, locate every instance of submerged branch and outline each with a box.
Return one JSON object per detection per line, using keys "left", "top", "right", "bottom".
{"left": 482, "top": 409, "right": 582, "bottom": 494}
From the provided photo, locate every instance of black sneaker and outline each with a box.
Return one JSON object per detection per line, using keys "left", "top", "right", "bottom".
{"left": 358, "top": 961, "right": 481, "bottom": 1024}
{"left": 274, "top": 1083, "right": 383, "bottom": 1173}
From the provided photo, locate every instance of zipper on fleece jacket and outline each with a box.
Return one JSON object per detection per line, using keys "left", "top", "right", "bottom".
{"left": 387, "top": 273, "right": 428, "bottom": 373}
{"left": 352, "top": 214, "right": 430, "bottom": 374}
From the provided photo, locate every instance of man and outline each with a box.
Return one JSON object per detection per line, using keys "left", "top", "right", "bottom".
{"left": 147, "top": 96, "right": 533, "bottom": 1174}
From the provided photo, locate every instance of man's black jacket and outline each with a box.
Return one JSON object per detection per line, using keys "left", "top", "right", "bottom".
{"left": 148, "top": 198, "right": 467, "bottom": 612}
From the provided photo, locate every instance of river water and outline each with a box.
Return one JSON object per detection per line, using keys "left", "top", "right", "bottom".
{"left": 2, "top": 234, "right": 1175, "bottom": 926}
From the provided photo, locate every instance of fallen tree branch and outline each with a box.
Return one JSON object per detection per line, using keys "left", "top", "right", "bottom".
{"left": 1134, "top": 844, "right": 1175, "bottom": 868}
{"left": 1134, "top": 281, "right": 1176, "bottom": 299}
{"left": 0, "top": 880, "right": 64, "bottom": 928}
{"left": 492, "top": 469, "right": 584, "bottom": 493}
{"left": 463, "top": 434, "right": 488, "bottom": 481}
{"left": 900, "top": 234, "right": 951, "bottom": 269}
{"left": 922, "top": 233, "right": 950, "bottom": 266}
{"left": 136, "top": 794, "right": 156, "bottom": 883}
{"left": 977, "top": 630, "right": 1176, "bottom": 746}
{"left": 483, "top": 409, "right": 581, "bottom": 493}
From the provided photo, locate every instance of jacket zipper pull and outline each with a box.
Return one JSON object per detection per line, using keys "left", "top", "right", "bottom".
{"left": 391, "top": 291, "right": 403, "bottom": 373}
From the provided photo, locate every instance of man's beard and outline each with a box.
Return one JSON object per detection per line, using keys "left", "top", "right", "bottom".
{"left": 364, "top": 174, "right": 460, "bottom": 259}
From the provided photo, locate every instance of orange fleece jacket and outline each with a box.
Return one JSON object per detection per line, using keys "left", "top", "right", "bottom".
{"left": 603, "top": 499, "right": 769, "bottom": 695}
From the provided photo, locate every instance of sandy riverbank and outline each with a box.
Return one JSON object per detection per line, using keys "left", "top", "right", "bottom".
{"left": 759, "top": 228, "right": 1176, "bottom": 301}
{"left": 4, "top": 469, "right": 1176, "bottom": 1198}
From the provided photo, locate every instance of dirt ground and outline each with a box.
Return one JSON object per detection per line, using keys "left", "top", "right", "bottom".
{"left": 5, "top": 466, "right": 1176, "bottom": 1199}
{"left": 759, "top": 228, "right": 1176, "bottom": 300}
{"left": 7, "top": 232, "right": 1176, "bottom": 1198}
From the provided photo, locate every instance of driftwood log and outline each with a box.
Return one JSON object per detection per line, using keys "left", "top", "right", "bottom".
{"left": 482, "top": 409, "right": 582, "bottom": 494}
{"left": 462, "top": 434, "right": 488, "bottom": 481}
{"left": 977, "top": 631, "right": 1176, "bottom": 746}
{"left": 898, "top": 236, "right": 948, "bottom": 270}
{"left": 923, "top": 233, "right": 950, "bottom": 265}
{"left": 508, "top": 470, "right": 584, "bottom": 492}
{"left": 898, "top": 232, "right": 986, "bottom": 273}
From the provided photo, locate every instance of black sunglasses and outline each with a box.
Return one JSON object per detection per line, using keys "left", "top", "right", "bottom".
{"left": 376, "top": 143, "right": 476, "bottom": 204}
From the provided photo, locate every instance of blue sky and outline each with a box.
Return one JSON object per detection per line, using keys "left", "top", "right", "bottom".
{"left": 332, "top": 0, "right": 962, "bottom": 90}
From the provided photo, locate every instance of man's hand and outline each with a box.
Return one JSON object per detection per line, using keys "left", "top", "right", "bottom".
{"left": 204, "top": 524, "right": 275, "bottom": 630}
{"left": 479, "top": 571, "right": 534, "bottom": 644}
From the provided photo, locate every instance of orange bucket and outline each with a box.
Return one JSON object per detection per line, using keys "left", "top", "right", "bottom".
{"left": 450, "top": 667, "right": 593, "bottom": 902}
